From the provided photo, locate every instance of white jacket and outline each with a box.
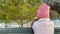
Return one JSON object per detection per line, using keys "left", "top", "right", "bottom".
{"left": 32, "top": 18, "right": 54, "bottom": 34}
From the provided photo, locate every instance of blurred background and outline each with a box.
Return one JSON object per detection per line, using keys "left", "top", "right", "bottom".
{"left": 0, "top": 0, "right": 60, "bottom": 28}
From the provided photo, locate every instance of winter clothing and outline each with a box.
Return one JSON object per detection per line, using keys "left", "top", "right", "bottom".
{"left": 32, "top": 18, "right": 54, "bottom": 34}
{"left": 32, "top": 3, "right": 54, "bottom": 34}
{"left": 37, "top": 3, "right": 50, "bottom": 18}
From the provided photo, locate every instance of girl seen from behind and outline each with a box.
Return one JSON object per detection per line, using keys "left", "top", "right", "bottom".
{"left": 31, "top": 3, "right": 54, "bottom": 34}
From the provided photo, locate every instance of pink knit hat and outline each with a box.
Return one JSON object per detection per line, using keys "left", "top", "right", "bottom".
{"left": 37, "top": 3, "right": 50, "bottom": 18}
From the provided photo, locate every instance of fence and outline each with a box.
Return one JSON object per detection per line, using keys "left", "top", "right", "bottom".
{"left": 0, "top": 28, "right": 60, "bottom": 34}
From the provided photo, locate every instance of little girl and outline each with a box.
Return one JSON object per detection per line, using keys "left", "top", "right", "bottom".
{"left": 31, "top": 3, "right": 54, "bottom": 34}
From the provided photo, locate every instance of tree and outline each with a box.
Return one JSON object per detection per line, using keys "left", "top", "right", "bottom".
{"left": 50, "top": 10, "right": 59, "bottom": 19}
{"left": 0, "top": 0, "right": 42, "bottom": 28}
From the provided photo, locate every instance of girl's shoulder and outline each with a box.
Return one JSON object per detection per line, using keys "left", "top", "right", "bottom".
{"left": 37, "top": 18, "right": 54, "bottom": 25}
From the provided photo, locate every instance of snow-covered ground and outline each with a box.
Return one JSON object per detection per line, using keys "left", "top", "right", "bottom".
{"left": 0, "top": 19, "right": 60, "bottom": 28}
{"left": 52, "top": 19, "right": 60, "bottom": 28}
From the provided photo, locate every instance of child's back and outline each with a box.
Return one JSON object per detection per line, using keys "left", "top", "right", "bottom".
{"left": 32, "top": 3, "right": 54, "bottom": 34}
{"left": 32, "top": 18, "right": 54, "bottom": 34}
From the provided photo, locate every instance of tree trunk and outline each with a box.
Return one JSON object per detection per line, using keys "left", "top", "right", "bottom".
{"left": 18, "top": 23, "right": 21, "bottom": 27}
{"left": 21, "top": 19, "right": 23, "bottom": 28}
{"left": 17, "top": 20, "right": 21, "bottom": 27}
{"left": 5, "top": 22, "right": 7, "bottom": 28}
